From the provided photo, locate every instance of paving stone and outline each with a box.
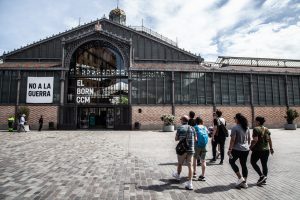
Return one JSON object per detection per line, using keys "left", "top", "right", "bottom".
{"left": 0, "top": 129, "right": 300, "bottom": 199}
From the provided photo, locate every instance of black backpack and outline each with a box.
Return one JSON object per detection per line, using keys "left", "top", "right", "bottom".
{"left": 176, "top": 137, "right": 188, "bottom": 155}
{"left": 217, "top": 118, "right": 229, "bottom": 138}
{"left": 175, "top": 126, "right": 193, "bottom": 155}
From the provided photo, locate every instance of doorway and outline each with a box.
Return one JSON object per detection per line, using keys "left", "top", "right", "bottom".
{"left": 78, "top": 107, "right": 115, "bottom": 129}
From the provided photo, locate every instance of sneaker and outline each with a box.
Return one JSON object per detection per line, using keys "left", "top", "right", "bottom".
{"left": 235, "top": 177, "right": 245, "bottom": 187}
{"left": 198, "top": 175, "right": 206, "bottom": 181}
{"left": 240, "top": 182, "right": 248, "bottom": 189}
{"left": 184, "top": 181, "right": 193, "bottom": 190}
{"left": 257, "top": 176, "right": 267, "bottom": 185}
{"left": 219, "top": 161, "right": 223, "bottom": 165}
{"left": 172, "top": 172, "right": 181, "bottom": 180}
{"left": 262, "top": 180, "right": 267, "bottom": 185}
{"left": 193, "top": 173, "right": 197, "bottom": 178}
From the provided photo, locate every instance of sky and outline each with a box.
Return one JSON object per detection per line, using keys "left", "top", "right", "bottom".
{"left": 0, "top": 0, "right": 300, "bottom": 61}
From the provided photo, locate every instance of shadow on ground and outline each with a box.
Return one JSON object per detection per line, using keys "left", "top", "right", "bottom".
{"left": 194, "top": 183, "right": 257, "bottom": 194}
{"left": 138, "top": 178, "right": 187, "bottom": 192}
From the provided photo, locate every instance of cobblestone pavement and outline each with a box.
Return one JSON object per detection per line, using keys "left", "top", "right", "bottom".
{"left": 0, "top": 129, "right": 300, "bottom": 200}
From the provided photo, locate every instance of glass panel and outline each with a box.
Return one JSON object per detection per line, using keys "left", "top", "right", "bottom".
{"left": 287, "top": 76, "right": 294, "bottom": 105}
{"left": 69, "top": 43, "right": 125, "bottom": 77}
{"left": 293, "top": 76, "right": 300, "bottom": 105}
{"left": 279, "top": 76, "right": 286, "bottom": 105}
{"left": 1, "top": 71, "right": 10, "bottom": 103}
{"left": 174, "top": 72, "right": 181, "bottom": 104}
{"left": 229, "top": 75, "right": 237, "bottom": 104}
{"left": 236, "top": 75, "right": 244, "bottom": 104}
{"left": 243, "top": 75, "right": 250, "bottom": 104}
{"left": 205, "top": 73, "right": 213, "bottom": 104}
{"left": 9, "top": 71, "right": 18, "bottom": 103}
{"left": 197, "top": 73, "right": 205, "bottom": 104}
{"left": 165, "top": 73, "right": 172, "bottom": 104}
{"left": 189, "top": 78, "right": 197, "bottom": 104}
{"left": 258, "top": 75, "right": 266, "bottom": 105}
{"left": 221, "top": 74, "right": 229, "bottom": 104}
{"left": 215, "top": 74, "right": 221, "bottom": 104}
{"left": 265, "top": 76, "right": 273, "bottom": 105}
{"left": 252, "top": 75, "right": 258, "bottom": 105}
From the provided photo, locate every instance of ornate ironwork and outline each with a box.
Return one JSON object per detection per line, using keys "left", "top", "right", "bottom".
{"left": 63, "top": 30, "right": 131, "bottom": 71}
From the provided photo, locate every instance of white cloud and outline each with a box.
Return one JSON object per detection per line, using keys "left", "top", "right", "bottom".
{"left": 1, "top": 0, "right": 300, "bottom": 62}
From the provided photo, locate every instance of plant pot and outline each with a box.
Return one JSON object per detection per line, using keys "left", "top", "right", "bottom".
{"left": 163, "top": 125, "right": 175, "bottom": 132}
{"left": 284, "top": 123, "right": 297, "bottom": 130}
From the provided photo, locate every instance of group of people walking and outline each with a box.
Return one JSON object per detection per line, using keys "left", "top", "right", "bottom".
{"left": 173, "top": 110, "right": 274, "bottom": 190}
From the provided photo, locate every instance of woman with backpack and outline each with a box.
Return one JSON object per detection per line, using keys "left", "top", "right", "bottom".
{"left": 250, "top": 116, "right": 274, "bottom": 186}
{"left": 193, "top": 117, "right": 208, "bottom": 181}
{"left": 227, "top": 113, "right": 251, "bottom": 188}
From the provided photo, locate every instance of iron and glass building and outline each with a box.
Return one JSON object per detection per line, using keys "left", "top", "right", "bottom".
{"left": 1, "top": 8, "right": 300, "bottom": 130}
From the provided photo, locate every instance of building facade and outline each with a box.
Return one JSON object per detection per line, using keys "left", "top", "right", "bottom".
{"left": 1, "top": 8, "right": 300, "bottom": 130}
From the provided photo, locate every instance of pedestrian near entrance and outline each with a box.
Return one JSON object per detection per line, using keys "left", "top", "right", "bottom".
{"left": 228, "top": 113, "right": 250, "bottom": 188}
{"left": 172, "top": 115, "right": 195, "bottom": 190}
{"left": 38, "top": 115, "right": 43, "bottom": 131}
{"left": 250, "top": 116, "right": 274, "bottom": 186}
{"left": 18, "top": 114, "right": 27, "bottom": 133}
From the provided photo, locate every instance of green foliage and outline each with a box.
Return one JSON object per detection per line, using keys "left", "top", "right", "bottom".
{"left": 161, "top": 114, "right": 175, "bottom": 126}
{"left": 119, "top": 96, "right": 128, "bottom": 105}
{"left": 285, "top": 108, "right": 299, "bottom": 124}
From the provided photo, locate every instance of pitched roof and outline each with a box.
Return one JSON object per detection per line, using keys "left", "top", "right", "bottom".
{"left": 0, "top": 62, "right": 61, "bottom": 69}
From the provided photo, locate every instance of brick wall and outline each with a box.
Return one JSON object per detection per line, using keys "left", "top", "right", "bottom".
{"left": 174, "top": 106, "right": 213, "bottom": 127}
{"left": 131, "top": 105, "right": 213, "bottom": 130}
{"left": 132, "top": 106, "right": 172, "bottom": 129}
{"left": 217, "top": 106, "right": 252, "bottom": 129}
{"left": 132, "top": 105, "right": 292, "bottom": 130}
{"left": 0, "top": 106, "right": 15, "bottom": 129}
{"left": 27, "top": 106, "right": 59, "bottom": 130}
{"left": 254, "top": 106, "right": 286, "bottom": 128}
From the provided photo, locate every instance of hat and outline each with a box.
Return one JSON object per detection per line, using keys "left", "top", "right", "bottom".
{"left": 22, "top": 114, "right": 26, "bottom": 117}
{"left": 180, "top": 115, "right": 189, "bottom": 121}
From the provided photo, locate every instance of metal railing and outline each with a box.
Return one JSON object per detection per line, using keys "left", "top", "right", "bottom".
{"left": 130, "top": 26, "right": 177, "bottom": 47}
{"left": 216, "top": 56, "right": 300, "bottom": 68}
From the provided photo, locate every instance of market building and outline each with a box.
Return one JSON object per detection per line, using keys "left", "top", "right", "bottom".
{"left": 1, "top": 8, "right": 300, "bottom": 130}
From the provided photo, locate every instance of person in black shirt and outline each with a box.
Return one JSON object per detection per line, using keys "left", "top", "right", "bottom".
{"left": 38, "top": 115, "right": 43, "bottom": 131}
{"left": 211, "top": 110, "right": 227, "bottom": 164}
{"left": 188, "top": 111, "right": 196, "bottom": 126}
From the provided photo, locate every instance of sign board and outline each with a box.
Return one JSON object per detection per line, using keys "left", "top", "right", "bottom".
{"left": 26, "top": 77, "right": 54, "bottom": 103}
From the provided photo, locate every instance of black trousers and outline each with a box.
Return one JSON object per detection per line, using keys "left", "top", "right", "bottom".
{"left": 229, "top": 149, "right": 249, "bottom": 178}
{"left": 38, "top": 123, "right": 43, "bottom": 131}
{"left": 251, "top": 150, "right": 270, "bottom": 177}
{"left": 212, "top": 138, "right": 225, "bottom": 161}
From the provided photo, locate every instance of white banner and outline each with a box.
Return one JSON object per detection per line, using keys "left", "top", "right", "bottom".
{"left": 26, "top": 77, "right": 54, "bottom": 103}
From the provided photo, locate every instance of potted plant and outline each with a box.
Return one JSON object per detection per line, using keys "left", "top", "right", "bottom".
{"left": 284, "top": 108, "right": 299, "bottom": 130}
{"left": 161, "top": 114, "right": 175, "bottom": 132}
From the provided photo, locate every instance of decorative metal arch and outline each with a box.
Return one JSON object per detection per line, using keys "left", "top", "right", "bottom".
{"left": 64, "top": 32, "right": 130, "bottom": 71}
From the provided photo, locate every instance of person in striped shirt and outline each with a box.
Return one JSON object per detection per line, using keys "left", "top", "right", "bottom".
{"left": 172, "top": 115, "right": 196, "bottom": 190}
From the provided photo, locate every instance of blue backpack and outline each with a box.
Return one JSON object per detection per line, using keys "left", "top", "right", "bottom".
{"left": 195, "top": 125, "right": 208, "bottom": 148}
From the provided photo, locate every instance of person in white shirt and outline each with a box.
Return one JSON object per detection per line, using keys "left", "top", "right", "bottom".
{"left": 18, "top": 114, "right": 27, "bottom": 133}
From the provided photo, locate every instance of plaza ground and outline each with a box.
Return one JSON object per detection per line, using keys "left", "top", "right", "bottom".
{"left": 0, "top": 129, "right": 299, "bottom": 200}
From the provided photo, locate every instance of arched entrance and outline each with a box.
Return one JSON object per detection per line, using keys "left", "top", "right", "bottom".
{"left": 65, "top": 39, "right": 130, "bottom": 129}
